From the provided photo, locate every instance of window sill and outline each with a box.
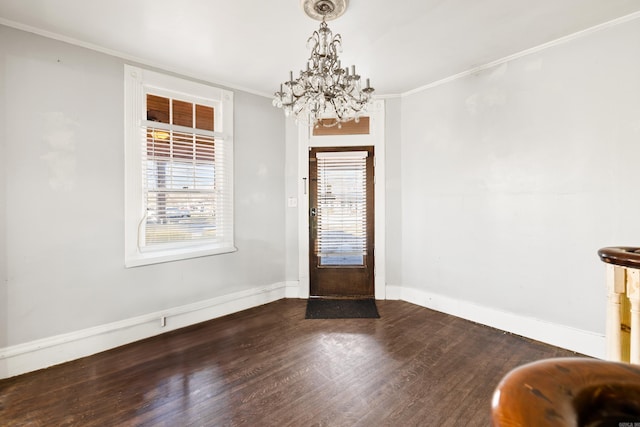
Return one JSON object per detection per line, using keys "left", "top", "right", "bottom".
{"left": 125, "top": 244, "right": 237, "bottom": 268}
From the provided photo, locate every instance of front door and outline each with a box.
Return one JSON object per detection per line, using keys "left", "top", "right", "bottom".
{"left": 309, "top": 146, "right": 375, "bottom": 298}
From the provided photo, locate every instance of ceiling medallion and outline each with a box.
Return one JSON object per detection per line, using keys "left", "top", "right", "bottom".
{"left": 301, "top": 0, "right": 347, "bottom": 22}
{"left": 273, "top": 0, "right": 374, "bottom": 127}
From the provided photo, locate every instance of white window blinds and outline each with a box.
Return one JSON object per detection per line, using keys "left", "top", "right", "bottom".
{"left": 142, "top": 124, "right": 232, "bottom": 249}
{"left": 315, "top": 151, "right": 368, "bottom": 266}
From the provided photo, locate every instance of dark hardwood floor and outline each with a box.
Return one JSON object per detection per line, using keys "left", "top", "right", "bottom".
{"left": 0, "top": 299, "right": 580, "bottom": 426}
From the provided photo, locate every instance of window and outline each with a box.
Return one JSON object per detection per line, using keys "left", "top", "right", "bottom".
{"left": 124, "top": 65, "right": 234, "bottom": 267}
{"left": 315, "top": 151, "right": 368, "bottom": 266}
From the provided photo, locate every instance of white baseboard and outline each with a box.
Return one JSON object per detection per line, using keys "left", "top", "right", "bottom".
{"left": 385, "top": 284, "right": 403, "bottom": 300}
{"left": 284, "top": 280, "right": 301, "bottom": 298}
{"left": 0, "top": 282, "right": 288, "bottom": 379}
{"left": 1, "top": 282, "right": 606, "bottom": 379}
{"left": 386, "top": 285, "right": 605, "bottom": 359}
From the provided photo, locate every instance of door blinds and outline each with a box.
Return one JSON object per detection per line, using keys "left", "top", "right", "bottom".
{"left": 315, "top": 151, "right": 368, "bottom": 266}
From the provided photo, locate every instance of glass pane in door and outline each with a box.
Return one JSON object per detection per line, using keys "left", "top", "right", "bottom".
{"left": 316, "top": 151, "right": 368, "bottom": 266}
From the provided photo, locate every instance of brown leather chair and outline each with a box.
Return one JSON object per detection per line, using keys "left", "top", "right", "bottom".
{"left": 491, "top": 357, "right": 640, "bottom": 426}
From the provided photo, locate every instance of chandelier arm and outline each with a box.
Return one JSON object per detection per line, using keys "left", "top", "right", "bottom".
{"left": 340, "top": 87, "right": 369, "bottom": 103}
{"left": 309, "top": 32, "right": 324, "bottom": 70}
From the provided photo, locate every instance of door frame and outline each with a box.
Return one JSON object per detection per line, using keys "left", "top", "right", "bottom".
{"left": 297, "top": 100, "right": 386, "bottom": 299}
{"left": 309, "top": 146, "right": 375, "bottom": 298}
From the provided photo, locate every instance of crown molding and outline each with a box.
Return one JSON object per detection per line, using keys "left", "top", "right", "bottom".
{"left": 0, "top": 17, "right": 273, "bottom": 99}
{"left": 2, "top": 9, "right": 640, "bottom": 100}
{"left": 402, "top": 10, "right": 640, "bottom": 98}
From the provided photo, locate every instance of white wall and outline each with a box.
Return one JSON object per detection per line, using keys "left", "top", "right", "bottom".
{"left": 384, "top": 97, "right": 403, "bottom": 287}
{"left": 0, "top": 38, "right": 7, "bottom": 348}
{"left": 399, "top": 18, "right": 640, "bottom": 340}
{"left": 284, "top": 120, "right": 299, "bottom": 283}
{"left": 0, "top": 25, "right": 286, "bottom": 351}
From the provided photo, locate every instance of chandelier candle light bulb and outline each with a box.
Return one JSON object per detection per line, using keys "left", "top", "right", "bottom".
{"left": 273, "top": 0, "right": 374, "bottom": 127}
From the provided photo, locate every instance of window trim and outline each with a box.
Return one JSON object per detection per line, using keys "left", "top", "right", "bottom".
{"left": 124, "top": 65, "right": 235, "bottom": 267}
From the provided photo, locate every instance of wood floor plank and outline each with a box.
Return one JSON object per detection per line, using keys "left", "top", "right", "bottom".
{"left": 0, "top": 299, "right": 580, "bottom": 426}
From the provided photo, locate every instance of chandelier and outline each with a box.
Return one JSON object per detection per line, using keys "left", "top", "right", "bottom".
{"left": 273, "top": 0, "right": 374, "bottom": 127}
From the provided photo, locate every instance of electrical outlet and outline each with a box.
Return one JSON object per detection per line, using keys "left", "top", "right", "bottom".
{"left": 160, "top": 316, "right": 166, "bottom": 327}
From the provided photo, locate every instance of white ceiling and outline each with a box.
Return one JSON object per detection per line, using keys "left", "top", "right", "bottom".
{"left": 1, "top": 0, "right": 639, "bottom": 96}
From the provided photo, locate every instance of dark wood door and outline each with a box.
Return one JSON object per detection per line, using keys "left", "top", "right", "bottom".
{"left": 309, "top": 146, "right": 375, "bottom": 298}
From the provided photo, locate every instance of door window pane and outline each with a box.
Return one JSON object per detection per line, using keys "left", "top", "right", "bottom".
{"left": 316, "top": 151, "right": 368, "bottom": 266}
